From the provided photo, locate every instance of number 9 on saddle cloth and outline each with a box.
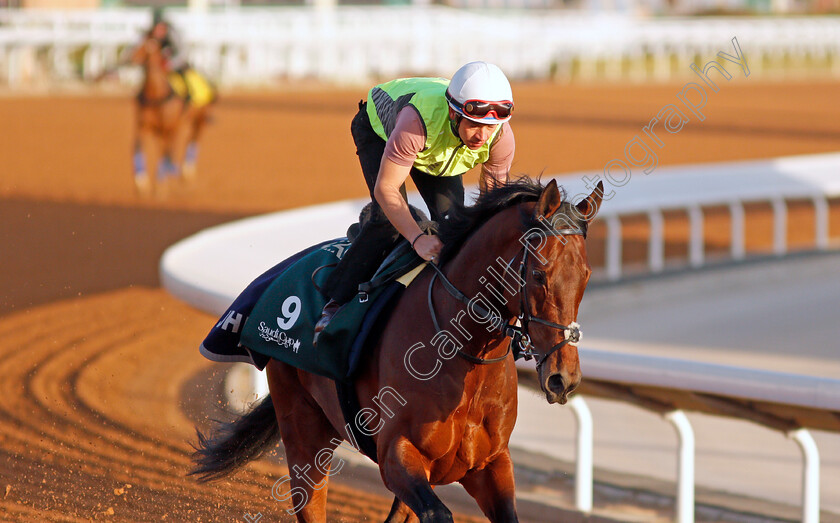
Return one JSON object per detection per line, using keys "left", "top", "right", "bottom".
{"left": 198, "top": 203, "right": 433, "bottom": 381}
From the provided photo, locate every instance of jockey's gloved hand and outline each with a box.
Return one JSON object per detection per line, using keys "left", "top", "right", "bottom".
{"left": 413, "top": 235, "right": 443, "bottom": 263}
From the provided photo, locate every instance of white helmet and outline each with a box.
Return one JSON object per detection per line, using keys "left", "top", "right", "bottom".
{"left": 446, "top": 61, "right": 514, "bottom": 125}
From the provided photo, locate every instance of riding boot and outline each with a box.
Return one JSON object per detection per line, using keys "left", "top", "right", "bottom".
{"left": 313, "top": 213, "right": 400, "bottom": 345}
{"left": 312, "top": 298, "right": 342, "bottom": 346}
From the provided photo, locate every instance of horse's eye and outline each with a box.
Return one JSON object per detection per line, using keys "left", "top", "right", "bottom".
{"left": 532, "top": 270, "right": 547, "bottom": 285}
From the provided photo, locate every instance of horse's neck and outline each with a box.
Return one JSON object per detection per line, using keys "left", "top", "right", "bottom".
{"left": 439, "top": 211, "right": 523, "bottom": 349}
{"left": 143, "top": 60, "right": 170, "bottom": 99}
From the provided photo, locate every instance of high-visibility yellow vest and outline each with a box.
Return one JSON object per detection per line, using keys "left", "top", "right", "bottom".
{"left": 366, "top": 77, "right": 500, "bottom": 177}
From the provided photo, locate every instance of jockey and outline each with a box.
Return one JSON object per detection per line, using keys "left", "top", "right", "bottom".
{"left": 314, "top": 61, "right": 516, "bottom": 343}
{"left": 148, "top": 8, "right": 189, "bottom": 77}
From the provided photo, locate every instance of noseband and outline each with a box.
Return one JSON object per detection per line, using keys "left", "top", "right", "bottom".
{"left": 426, "top": 219, "right": 585, "bottom": 370}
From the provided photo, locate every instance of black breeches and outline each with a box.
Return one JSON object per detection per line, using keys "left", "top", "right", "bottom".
{"left": 322, "top": 102, "right": 465, "bottom": 303}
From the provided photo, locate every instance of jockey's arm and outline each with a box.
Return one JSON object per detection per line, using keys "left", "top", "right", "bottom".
{"left": 479, "top": 122, "right": 516, "bottom": 193}
{"left": 480, "top": 166, "right": 507, "bottom": 193}
{"left": 375, "top": 108, "right": 443, "bottom": 261}
{"left": 374, "top": 159, "right": 424, "bottom": 242}
{"left": 374, "top": 159, "right": 441, "bottom": 261}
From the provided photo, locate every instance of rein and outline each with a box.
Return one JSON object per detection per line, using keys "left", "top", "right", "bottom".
{"left": 426, "top": 222, "right": 585, "bottom": 369}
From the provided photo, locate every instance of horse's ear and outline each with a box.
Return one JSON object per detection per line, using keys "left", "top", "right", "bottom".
{"left": 575, "top": 181, "right": 604, "bottom": 223}
{"left": 537, "top": 179, "right": 563, "bottom": 217}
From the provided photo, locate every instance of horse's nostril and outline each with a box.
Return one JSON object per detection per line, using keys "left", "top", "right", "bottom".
{"left": 547, "top": 373, "right": 565, "bottom": 393}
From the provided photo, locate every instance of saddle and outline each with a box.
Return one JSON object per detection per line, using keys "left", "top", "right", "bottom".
{"left": 200, "top": 237, "right": 421, "bottom": 378}
{"left": 200, "top": 204, "right": 431, "bottom": 381}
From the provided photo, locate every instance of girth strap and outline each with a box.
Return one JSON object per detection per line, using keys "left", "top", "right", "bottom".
{"left": 334, "top": 380, "right": 379, "bottom": 463}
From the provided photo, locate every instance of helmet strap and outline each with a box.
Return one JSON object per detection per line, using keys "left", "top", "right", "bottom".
{"left": 449, "top": 113, "right": 463, "bottom": 142}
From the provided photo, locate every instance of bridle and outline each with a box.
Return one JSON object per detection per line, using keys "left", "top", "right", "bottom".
{"left": 514, "top": 228, "right": 584, "bottom": 370}
{"left": 426, "top": 217, "right": 585, "bottom": 371}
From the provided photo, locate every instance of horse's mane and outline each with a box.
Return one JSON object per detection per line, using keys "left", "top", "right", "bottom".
{"left": 437, "top": 176, "right": 571, "bottom": 264}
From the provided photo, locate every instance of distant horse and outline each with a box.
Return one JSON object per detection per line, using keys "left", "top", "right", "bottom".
{"left": 130, "top": 34, "right": 213, "bottom": 196}
{"left": 192, "top": 179, "right": 604, "bottom": 522}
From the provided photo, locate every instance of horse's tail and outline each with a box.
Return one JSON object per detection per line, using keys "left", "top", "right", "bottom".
{"left": 189, "top": 395, "right": 279, "bottom": 482}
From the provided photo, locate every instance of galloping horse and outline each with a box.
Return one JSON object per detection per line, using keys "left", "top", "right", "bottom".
{"left": 192, "top": 178, "right": 604, "bottom": 522}
{"left": 130, "top": 34, "right": 213, "bottom": 195}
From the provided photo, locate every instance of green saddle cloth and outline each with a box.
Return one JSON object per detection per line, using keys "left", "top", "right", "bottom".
{"left": 240, "top": 238, "right": 422, "bottom": 381}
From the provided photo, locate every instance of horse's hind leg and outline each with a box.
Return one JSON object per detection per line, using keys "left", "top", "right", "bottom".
{"left": 132, "top": 139, "right": 150, "bottom": 196}
{"left": 182, "top": 110, "right": 206, "bottom": 182}
{"left": 380, "top": 442, "right": 453, "bottom": 523}
{"left": 384, "top": 496, "right": 419, "bottom": 523}
{"left": 458, "top": 451, "right": 518, "bottom": 522}
{"left": 169, "top": 111, "right": 193, "bottom": 183}
{"left": 266, "top": 359, "right": 340, "bottom": 523}
{"left": 132, "top": 104, "right": 148, "bottom": 195}
{"left": 136, "top": 130, "right": 160, "bottom": 197}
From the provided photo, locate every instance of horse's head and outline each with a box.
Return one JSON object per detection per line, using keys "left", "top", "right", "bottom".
{"left": 130, "top": 34, "right": 164, "bottom": 68}
{"left": 433, "top": 178, "right": 603, "bottom": 403}
{"left": 519, "top": 179, "right": 603, "bottom": 404}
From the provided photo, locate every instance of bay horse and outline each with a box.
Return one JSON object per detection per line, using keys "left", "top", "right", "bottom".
{"left": 130, "top": 34, "right": 212, "bottom": 196}
{"left": 192, "top": 178, "right": 604, "bottom": 522}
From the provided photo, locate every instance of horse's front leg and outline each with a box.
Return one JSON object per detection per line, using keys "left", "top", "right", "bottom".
{"left": 380, "top": 439, "right": 453, "bottom": 523}
{"left": 458, "top": 450, "right": 519, "bottom": 522}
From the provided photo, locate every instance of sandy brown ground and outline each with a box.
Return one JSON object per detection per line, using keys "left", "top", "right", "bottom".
{"left": 1, "top": 78, "right": 840, "bottom": 521}
{"left": 4, "top": 80, "right": 840, "bottom": 214}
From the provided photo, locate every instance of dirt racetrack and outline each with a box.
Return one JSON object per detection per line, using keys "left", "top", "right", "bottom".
{"left": 2, "top": 78, "right": 840, "bottom": 522}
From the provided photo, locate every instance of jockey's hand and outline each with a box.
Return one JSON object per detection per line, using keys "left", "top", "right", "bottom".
{"left": 413, "top": 234, "right": 443, "bottom": 263}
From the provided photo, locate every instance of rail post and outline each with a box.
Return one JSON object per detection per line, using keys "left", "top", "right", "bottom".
{"left": 570, "top": 396, "right": 593, "bottom": 513}
{"left": 789, "top": 428, "right": 820, "bottom": 523}
{"left": 729, "top": 201, "right": 745, "bottom": 261}
{"left": 665, "top": 410, "right": 695, "bottom": 523}
{"left": 648, "top": 209, "right": 664, "bottom": 273}
{"left": 688, "top": 206, "right": 704, "bottom": 269}
{"left": 606, "top": 215, "right": 622, "bottom": 281}
{"left": 772, "top": 197, "right": 787, "bottom": 256}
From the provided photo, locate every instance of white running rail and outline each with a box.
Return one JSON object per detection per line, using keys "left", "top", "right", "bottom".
{"left": 521, "top": 349, "right": 840, "bottom": 523}
{"left": 2, "top": 8, "right": 840, "bottom": 87}
{"left": 555, "top": 152, "right": 840, "bottom": 281}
